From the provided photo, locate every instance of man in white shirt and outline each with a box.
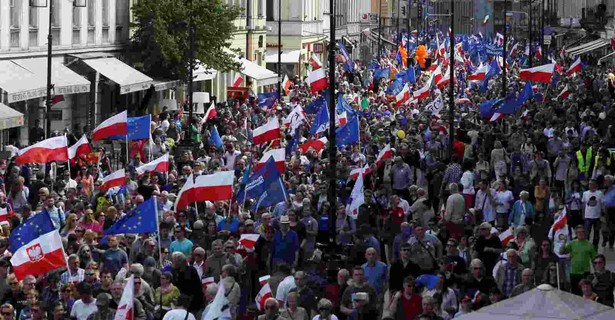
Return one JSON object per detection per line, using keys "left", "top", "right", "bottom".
{"left": 582, "top": 179, "right": 605, "bottom": 247}
{"left": 274, "top": 264, "right": 296, "bottom": 306}
{"left": 70, "top": 282, "right": 98, "bottom": 320}
{"left": 162, "top": 294, "right": 197, "bottom": 320}
{"left": 223, "top": 142, "right": 242, "bottom": 171}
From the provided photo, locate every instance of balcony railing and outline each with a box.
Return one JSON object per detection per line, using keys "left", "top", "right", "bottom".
{"left": 267, "top": 20, "right": 323, "bottom": 37}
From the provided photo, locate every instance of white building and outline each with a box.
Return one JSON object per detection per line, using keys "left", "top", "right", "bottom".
{"left": 0, "top": 0, "right": 154, "bottom": 146}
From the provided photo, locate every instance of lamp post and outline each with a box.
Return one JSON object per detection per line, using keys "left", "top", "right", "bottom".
{"left": 327, "top": 0, "right": 337, "bottom": 248}
{"left": 187, "top": 0, "right": 195, "bottom": 143}
{"left": 377, "top": 0, "right": 382, "bottom": 60}
{"left": 30, "top": 0, "right": 87, "bottom": 138}
{"left": 277, "top": 0, "right": 282, "bottom": 97}
{"left": 502, "top": 0, "right": 508, "bottom": 98}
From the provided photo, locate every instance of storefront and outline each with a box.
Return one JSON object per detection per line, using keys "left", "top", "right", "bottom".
{"left": 0, "top": 103, "right": 25, "bottom": 146}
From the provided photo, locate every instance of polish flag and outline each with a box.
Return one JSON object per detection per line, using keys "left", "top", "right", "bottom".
{"left": 494, "top": 33, "right": 504, "bottom": 47}
{"left": 535, "top": 47, "right": 543, "bottom": 60}
{"left": 283, "top": 106, "right": 307, "bottom": 130}
{"left": 556, "top": 85, "right": 571, "bottom": 100}
{"left": 190, "top": 171, "right": 234, "bottom": 204}
{"left": 490, "top": 112, "right": 504, "bottom": 122}
{"left": 232, "top": 74, "right": 244, "bottom": 87}
{"left": 521, "top": 109, "right": 530, "bottom": 120}
{"left": 258, "top": 275, "right": 271, "bottom": 286}
{"left": 308, "top": 67, "right": 328, "bottom": 93}
{"left": 201, "top": 277, "right": 215, "bottom": 287}
{"left": 0, "top": 207, "right": 8, "bottom": 226}
{"left": 510, "top": 42, "right": 519, "bottom": 56}
{"left": 499, "top": 227, "right": 514, "bottom": 246}
{"left": 68, "top": 135, "right": 92, "bottom": 160}
{"left": 432, "top": 65, "right": 443, "bottom": 86}
{"left": 239, "top": 234, "right": 260, "bottom": 250}
{"left": 455, "top": 97, "right": 472, "bottom": 105}
{"left": 550, "top": 208, "right": 568, "bottom": 234}
{"left": 309, "top": 53, "right": 323, "bottom": 69}
{"left": 413, "top": 83, "right": 431, "bottom": 100}
{"left": 468, "top": 63, "right": 488, "bottom": 81}
{"left": 114, "top": 275, "right": 134, "bottom": 320}
{"left": 566, "top": 57, "right": 582, "bottom": 76}
{"left": 10, "top": 230, "right": 66, "bottom": 280}
{"left": 335, "top": 111, "right": 348, "bottom": 127}
{"left": 411, "top": 30, "right": 418, "bottom": 37}
{"left": 519, "top": 64, "right": 555, "bottom": 83}
{"left": 92, "top": 110, "right": 128, "bottom": 141}
{"left": 16, "top": 136, "right": 69, "bottom": 165}
{"left": 255, "top": 283, "right": 273, "bottom": 311}
{"left": 200, "top": 102, "right": 217, "bottom": 125}
{"left": 436, "top": 67, "right": 451, "bottom": 89}
{"left": 298, "top": 137, "right": 328, "bottom": 154}
{"left": 395, "top": 83, "right": 411, "bottom": 107}
{"left": 253, "top": 117, "right": 281, "bottom": 145}
{"left": 100, "top": 169, "right": 126, "bottom": 191}
{"left": 349, "top": 165, "right": 371, "bottom": 179}
{"left": 282, "top": 75, "right": 292, "bottom": 95}
{"left": 376, "top": 144, "right": 392, "bottom": 167}
{"left": 548, "top": 208, "right": 570, "bottom": 258}
{"left": 135, "top": 153, "right": 170, "bottom": 175}
{"left": 551, "top": 57, "right": 563, "bottom": 73}
{"left": 174, "top": 174, "right": 195, "bottom": 212}
{"left": 255, "top": 148, "right": 285, "bottom": 173}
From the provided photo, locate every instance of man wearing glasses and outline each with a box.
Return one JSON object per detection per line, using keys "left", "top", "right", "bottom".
{"left": 61, "top": 255, "right": 85, "bottom": 285}
{"left": 587, "top": 254, "right": 615, "bottom": 307}
{"left": 256, "top": 298, "right": 288, "bottom": 320}
{"left": 0, "top": 303, "right": 15, "bottom": 320}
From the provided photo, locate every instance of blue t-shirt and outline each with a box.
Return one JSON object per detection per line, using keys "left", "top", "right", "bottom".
{"left": 170, "top": 238, "right": 194, "bottom": 257}
{"left": 271, "top": 230, "right": 299, "bottom": 266}
{"left": 362, "top": 261, "right": 388, "bottom": 295}
{"left": 102, "top": 249, "right": 128, "bottom": 276}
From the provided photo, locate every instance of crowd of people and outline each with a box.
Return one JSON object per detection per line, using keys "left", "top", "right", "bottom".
{"left": 0, "top": 36, "right": 615, "bottom": 320}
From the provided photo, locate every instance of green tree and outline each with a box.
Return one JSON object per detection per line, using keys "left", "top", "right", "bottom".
{"left": 130, "top": 0, "right": 243, "bottom": 80}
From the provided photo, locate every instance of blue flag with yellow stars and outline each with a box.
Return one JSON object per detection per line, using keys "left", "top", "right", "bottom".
{"left": 109, "top": 115, "right": 151, "bottom": 141}
{"left": 104, "top": 197, "right": 158, "bottom": 235}
{"left": 9, "top": 211, "right": 55, "bottom": 253}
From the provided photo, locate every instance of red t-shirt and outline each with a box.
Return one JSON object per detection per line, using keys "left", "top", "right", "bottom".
{"left": 400, "top": 293, "right": 423, "bottom": 320}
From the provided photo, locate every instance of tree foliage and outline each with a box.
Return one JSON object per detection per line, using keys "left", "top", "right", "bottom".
{"left": 130, "top": 0, "right": 243, "bottom": 80}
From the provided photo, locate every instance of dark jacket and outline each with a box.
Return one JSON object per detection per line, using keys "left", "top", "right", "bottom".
{"left": 172, "top": 265, "right": 204, "bottom": 312}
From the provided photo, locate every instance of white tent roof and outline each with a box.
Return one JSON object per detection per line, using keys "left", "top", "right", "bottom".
{"left": 456, "top": 284, "right": 615, "bottom": 320}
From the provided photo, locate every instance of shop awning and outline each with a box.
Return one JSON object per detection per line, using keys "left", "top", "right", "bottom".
{"left": 193, "top": 63, "right": 218, "bottom": 82}
{"left": 566, "top": 38, "right": 610, "bottom": 57}
{"left": 0, "top": 59, "right": 90, "bottom": 103}
{"left": 0, "top": 103, "right": 24, "bottom": 130}
{"left": 82, "top": 58, "right": 153, "bottom": 94}
{"left": 152, "top": 80, "right": 180, "bottom": 92}
{"left": 265, "top": 50, "right": 302, "bottom": 64}
{"left": 239, "top": 58, "right": 278, "bottom": 86}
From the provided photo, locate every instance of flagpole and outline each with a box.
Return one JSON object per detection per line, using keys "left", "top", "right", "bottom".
{"left": 125, "top": 136, "right": 130, "bottom": 168}
{"left": 153, "top": 195, "right": 164, "bottom": 313}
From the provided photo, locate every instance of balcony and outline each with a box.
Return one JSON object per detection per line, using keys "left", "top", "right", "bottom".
{"left": 267, "top": 20, "right": 323, "bottom": 37}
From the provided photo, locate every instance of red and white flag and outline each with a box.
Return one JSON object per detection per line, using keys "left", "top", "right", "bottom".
{"left": 432, "top": 65, "right": 443, "bottom": 86}
{"left": 113, "top": 275, "right": 134, "bottom": 320}
{"left": 349, "top": 165, "right": 371, "bottom": 179}
{"left": 68, "top": 135, "right": 92, "bottom": 160}
{"left": 92, "top": 110, "right": 128, "bottom": 141}
{"left": 190, "top": 171, "right": 234, "bottom": 204}
{"left": 483, "top": 15, "right": 490, "bottom": 24}
{"left": 436, "top": 67, "right": 451, "bottom": 89}
{"left": 232, "top": 74, "right": 244, "bottom": 87}
{"left": 255, "top": 283, "right": 273, "bottom": 311}
{"left": 253, "top": 117, "right": 281, "bottom": 145}
{"left": 201, "top": 277, "right": 215, "bottom": 287}
{"left": 255, "top": 149, "right": 285, "bottom": 173}
{"left": 100, "top": 169, "right": 126, "bottom": 191}
{"left": 309, "top": 53, "right": 323, "bottom": 69}
{"left": 308, "top": 67, "right": 328, "bottom": 93}
{"left": 519, "top": 64, "right": 555, "bottom": 83}
{"left": 413, "top": 83, "right": 431, "bottom": 100}
{"left": 258, "top": 275, "right": 271, "bottom": 286}
{"left": 535, "top": 47, "right": 543, "bottom": 60}
{"left": 335, "top": 112, "right": 348, "bottom": 127}
{"left": 556, "top": 85, "right": 571, "bottom": 100}
{"left": 490, "top": 112, "right": 504, "bottom": 122}
{"left": 499, "top": 227, "right": 514, "bottom": 246}
{"left": 376, "top": 144, "right": 392, "bottom": 167}
{"left": 509, "top": 42, "right": 519, "bottom": 56}
{"left": 298, "top": 137, "right": 328, "bottom": 154}
{"left": 135, "top": 153, "right": 170, "bottom": 175}
{"left": 200, "top": 103, "right": 217, "bottom": 126}
{"left": 566, "top": 57, "right": 582, "bottom": 76}
{"left": 468, "top": 63, "right": 488, "bottom": 81}
{"left": 239, "top": 234, "right": 260, "bottom": 250}
{"left": 548, "top": 208, "right": 570, "bottom": 258}
{"left": 0, "top": 207, "right": 8, "bottom": 226}
{"left": 16, "top": 136, "right": 69, "bottom": 165}
{"left": 395, "top": 83, "right": 411, "bottom": 107}
{"left": 494, "top": 33, "right": 504, "bottom": 47}
{"left": 346, "top": 167, "right": 365, "bottom": 219}
{"left": 174, "top": 174, "right": 195, "bottom": 212}
{"left": 10, "top": 229, "right": 67, "bottom": 280}
{"left": 283, "top": 106, "right": 307, "bottom": 131}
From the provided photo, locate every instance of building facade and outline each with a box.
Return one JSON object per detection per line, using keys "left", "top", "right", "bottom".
{"left": 0, "top": 0, "right": 135, "bottom": 146}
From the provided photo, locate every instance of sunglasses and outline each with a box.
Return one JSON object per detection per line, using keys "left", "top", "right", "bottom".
{"left": 401, "top": 248, "right": 410, "bottom": 252}
{"left": 1, "top": 312, "right": 12, "bottom": 316}
{"left": 85, "top": 273, "right": 95, "bottom": 276}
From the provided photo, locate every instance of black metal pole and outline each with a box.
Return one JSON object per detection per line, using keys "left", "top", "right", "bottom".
{"left": 502, "top": 0, "right": 508, "bottom": 98}
{"left": 377, "top": 0, "right": 382, "bottom": 60}
{"left": 277, "top": 0, "right": 282, "bottom": 97}
{"left": 187, "top": 0, "right": 195, "bottom": 143}
{"left": 396, "top": 0, "right": 400, "bottom": 42}
{"left": 529, "top": 1, "right": 533, "bottom": 68}
{"left": 407, "top": 6, "right": 412, "bottom": 68}
{"left": 46, "top": 0, "right": 54, "bottom": 138}
{"left": 327, "top": 0, "right": 337, "bottom": 247}
{"left": 540, "top": 0, "right": 545, "bottom": 63}
{"left": 448, "top": 0, "right": 455, "bottom": 158}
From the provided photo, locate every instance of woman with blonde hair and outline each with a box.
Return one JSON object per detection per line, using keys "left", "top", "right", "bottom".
{"left": 7, "top": 176, "right": 28, "bottom": 213}
{"left": 61, "top": 214, "right": 79, "bottom": 237}
{"left": 280, "top": 291, "right": 309, "bottom": 320}
{"left": 79, "top": 209, "right": 102, "bottom": 236}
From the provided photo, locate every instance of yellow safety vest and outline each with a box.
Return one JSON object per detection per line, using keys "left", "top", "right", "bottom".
{"left": 577, "top": 147, "right": 593, "bottom": 173}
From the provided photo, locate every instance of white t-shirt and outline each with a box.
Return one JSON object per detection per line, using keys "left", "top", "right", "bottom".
{"left": 312, "top": 315, "right": 339, "bottom": 320}
{"left": 582, "top": 190, "right": 605, "bottom": 219}
{"left": 70, "top": 299, "right": 98, "bottom": 320}
{"left": 495, "top": 190, "right": 514, "bottom": 213}
{"left": 162, "top": 309, "right": 196, "bottom": 320}
{"left": 223, "top": 150, "right": 242, "bottom": 171}
{"left": 275, "top": 275, "right": 297, "bottom": 305}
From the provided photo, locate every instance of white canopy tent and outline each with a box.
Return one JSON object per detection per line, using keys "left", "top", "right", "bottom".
{"left": 456, "top": 284, "right": 615, "bottom": 320}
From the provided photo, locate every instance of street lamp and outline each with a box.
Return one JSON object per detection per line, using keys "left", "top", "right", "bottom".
{"left": 30, "top": 0, "right": 87, "bottom": 138}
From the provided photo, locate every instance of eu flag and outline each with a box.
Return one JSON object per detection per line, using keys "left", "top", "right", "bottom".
{"left": 335, "top": 115, "right": 360, "bottom": 148}
{"left": 258, "top": 92, "right": 279, "bottom": 109}
{"left": 237, "top": 157, "right": 288, "bottom": 211}
{"left": 9, "top": 211, "right": 55, "bottom": 253}
{"left": 373, "top": 67, "right": 390, "bottom": 79}
{"left": 407, "top": 65, "right": 417, "bottom": 84}
{"left": 109, "top": 115, "right": 151, "bottom": 141}
{"left": 310, "top": 101, "right": 330, "bottom": 136}
{"left": 210, "top": 126, "right": 224, "bottom": 148}
{"left": 304, "top": 93, "right": 327, "bottom": 114}
{"left": 516, "top": 81, "right": 534, "bottom": 105}
{"left": 104, "top": 197, "right": 158, "bottom": 235}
